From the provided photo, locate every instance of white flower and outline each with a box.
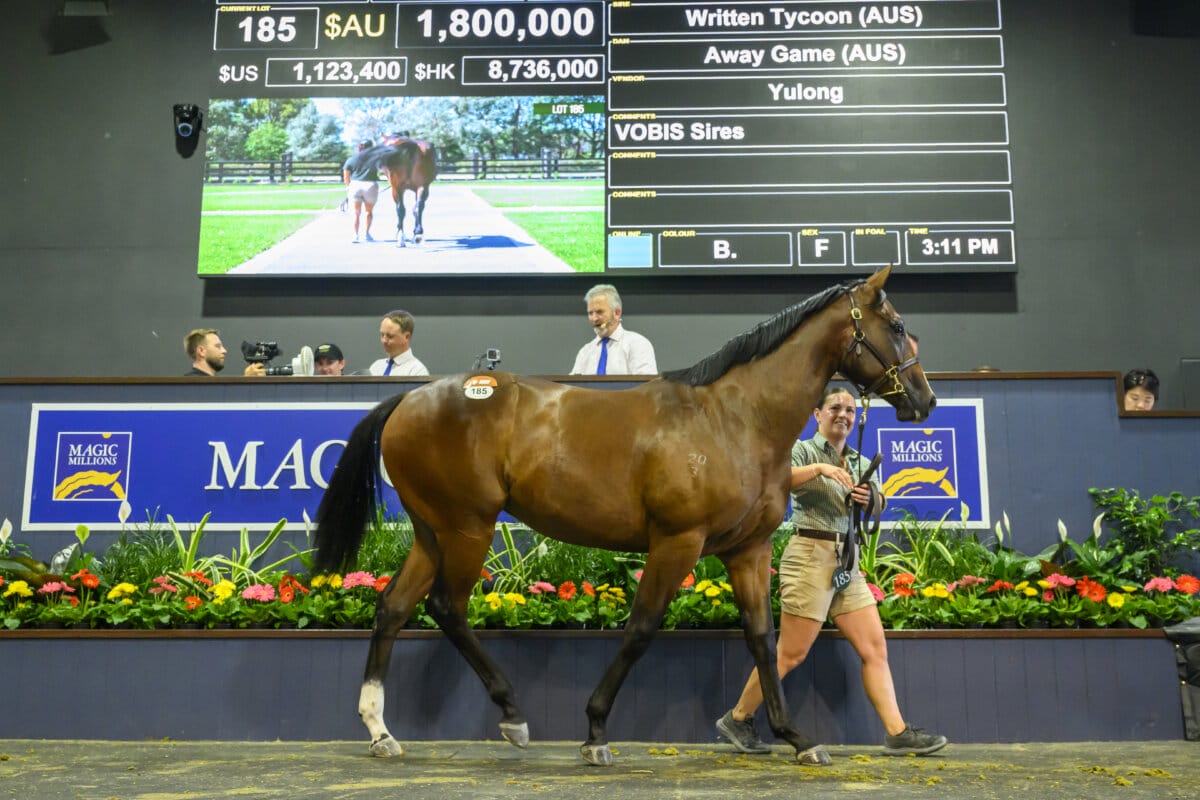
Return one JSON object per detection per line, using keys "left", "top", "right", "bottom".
{"left": 0, "top": 518, "right": 11, "bottom": 546}
{"left": 117, "top": 500, "right": 132, "bottom": 525}
{"left": 1057, "top": 519, "right": 1069, "bottom": 543}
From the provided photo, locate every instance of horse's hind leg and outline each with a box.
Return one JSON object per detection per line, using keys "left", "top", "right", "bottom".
{"left": 358, "top": 530, "right": 437, "bottom": 757}
{"left": 394, "top": 186, "right": 408, "bottom": 248}
{"left": 412, "top": 185, "right": 430, "bottom": 244}
{"left": 423, "top": 522, "right": 528, "bottom": 747}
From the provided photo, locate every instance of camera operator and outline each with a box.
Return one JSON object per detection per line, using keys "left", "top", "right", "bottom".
{"left": 184, "top": 329, "right": 265, "bottom": 377}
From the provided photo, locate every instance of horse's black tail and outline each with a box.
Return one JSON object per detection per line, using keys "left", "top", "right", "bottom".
{"left": 314, "top": 392, "right": 407, "bottom": 573}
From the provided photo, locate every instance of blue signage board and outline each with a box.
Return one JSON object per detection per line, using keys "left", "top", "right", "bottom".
{"left": 23, "top": 403, "right": 380, "bottom": 531}
{"left": 23, "top": 399, "right": 988, "bottom": 532}
{"left": 796, "top": 398, "right": 989, "bottom": 528}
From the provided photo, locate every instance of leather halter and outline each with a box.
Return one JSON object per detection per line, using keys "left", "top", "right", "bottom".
{"left": 841, "top": 287, "right": 921, "bottom": 402}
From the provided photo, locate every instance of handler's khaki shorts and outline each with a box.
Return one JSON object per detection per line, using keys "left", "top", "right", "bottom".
{"left": 347, "top": 180, "right": 379, "bottom": 205}
{"left": 778, "top": 535, "right": 876, "bottom": 622}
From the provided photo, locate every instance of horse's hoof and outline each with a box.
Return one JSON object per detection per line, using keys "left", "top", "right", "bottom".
{"left": 369, "top": 734, "right": 404, "bottom": 758}
{"left": 579, "top": 743, "right": 614, "bottom": 767}
{"left": 395, "top": 239, "right": 407, "bottom": 249}
{"left": 796, "top": 744, "right": 831, "bottom": 766}
{"left": 414, "top": 234, "right": 424, "bottom": 244}
{"left": 499, "top": 721, "right": 529, "bottom": 748}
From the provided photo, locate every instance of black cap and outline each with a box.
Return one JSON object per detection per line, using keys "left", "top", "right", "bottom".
{"left": 358, "top": 139, "right": 373, "bottom": 149}
{"left": 314, "top": 343, "right": 344, "bottom": 361}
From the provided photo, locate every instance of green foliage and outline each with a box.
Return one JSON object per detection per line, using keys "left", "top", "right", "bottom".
{"left": 1090, "top": 487, "right": 1200, "bottom": 581}
{"left": 95, "top": 515, "right": 179, "bottom": 588}
{"left": 350, "top": 509, "right": 414, "bottom": 577}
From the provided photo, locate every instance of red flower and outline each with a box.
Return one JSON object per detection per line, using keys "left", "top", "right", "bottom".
{"left": 680, "top": 573, "right": 696, "bottom": 589}
{"left": 68, "top": 596, "right": 79, "bottom": 607}
{"left": 557, "top": 581, "right": 577, "bottom": 600}
{"left": 582, "top": 582, "right": 595, "bottom": 596}
{"left": 184, "top": 595, "right": 203, "bottom": 610}
{"left": 183, "top": 571, "right": 213, "bottom": 587}
{"left": 374, "top": 575, "right": 392, "bottom": 592}
{"left": 481, "top": 568, "right": 493, "bottom": 581}
{"left": 985, "top": 580, "right": 1014, "bottom": 593}
{"left": 279, "top": 584, "right": 295, "bottom": 604}
{"left": 71, "top": 568, "right": 101, "bottom": 589}
{"left": 1076, "top": 577, "right": 1107, "bottom": 603}
{"left": 894, "top": 586, "right": 916, "bottom": 598}
{"left": 893, "top": 572, "right": 916, "bottom": 588}
{"left": 1176, "top": 574, "right": 1200, "bottom": 595}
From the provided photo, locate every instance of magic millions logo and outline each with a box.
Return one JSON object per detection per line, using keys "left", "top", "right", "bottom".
{"left": 52, "top": 432, "right": 132, "bottom": 501}
{"left": 878, "top": 428, "right": 957, "bottom": 499}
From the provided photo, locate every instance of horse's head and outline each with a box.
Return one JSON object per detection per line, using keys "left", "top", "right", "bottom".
{"left": 838, "top": 265, "right": 936, "bottom": 422}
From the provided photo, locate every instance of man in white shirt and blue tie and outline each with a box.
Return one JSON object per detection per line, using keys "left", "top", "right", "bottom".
{"left": 368, "top": 309, "right": 430, "bottom": 376}
{"left": 569, "top": 284, "right": 657, "bottom": 375}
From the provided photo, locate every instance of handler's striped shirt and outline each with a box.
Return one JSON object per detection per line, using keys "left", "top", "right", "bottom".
{"left": 789, "top": 433, "right": 883, "bottom": 535}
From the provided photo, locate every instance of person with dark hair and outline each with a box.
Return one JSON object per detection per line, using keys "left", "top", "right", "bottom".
{"left": 368, "top": 310, "right": 429, "bottom": 376}
{"left": 1123, "top": 368, "right": 1160, "bottom": 411}
{"left": 314, "top": 343, "right": 347, "bottom": 376}
{"left": 715, "top": 385, "right": 947, "bottom": 763}
{"left": 183, "top": 329, "right": 264, "bottom": 377}
{"left": 569, "top": 284, "right": 657, "bottom": 375}
{"left": 342, "top": 139, "right": 379, "bottom": 243}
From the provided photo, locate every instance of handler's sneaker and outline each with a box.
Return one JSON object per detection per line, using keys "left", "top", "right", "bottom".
{"left": 883, "top": 725, "right": 947, "bottom": 756}
{"left": 716, "top": 710, "right": 772, "bottom": 754}
{"left": 364, "top": 233, "right": 375, "bottom": 242}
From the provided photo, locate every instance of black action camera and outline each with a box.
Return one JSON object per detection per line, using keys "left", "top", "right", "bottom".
{"left": 173, "top": 104, "right": 203, "bottom": 158}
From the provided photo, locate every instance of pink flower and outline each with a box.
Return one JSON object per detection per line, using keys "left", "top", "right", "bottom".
{"left": 342, "top": 571, "right": 376, "bottom": 589}
{"left": 1143, "top": 576, "right": 1176, "bottom": 593}
{"left": 957, "top": 574, "right": 985, "bottom": 588}
{"left": 1046, "top": 573, "right": 1076, "bottom": 588}
{"left": 241, "top": 583, "right": 276, "bottom": 602}
{"left": 633, "top": 569, "right": 644, "bottom": 582}
{"left": 37, "top": 581, "right": 75, "bottom": 594}
{"left": 527, "top": 581, "right": 556, "bottom": 595}
{"left": 148, "top": 575, "right": 179, "bottom": 595}
{"left": 868, "top": 583, "right": 885, "bottom": 602}
{"left": 1043, "top": 590, "right": 1054, "bottom": 602}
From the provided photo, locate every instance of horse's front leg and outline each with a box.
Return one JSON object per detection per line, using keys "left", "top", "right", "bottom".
{"left": 722, "top": 544, "right": 829, "bottom": 765}
{"left": 412, "top": 185, "right": 430, "bottom": 244}
{"left": 581, "top": 535, "right": 703, "bottom": 766}
{"left": 394, "top": 187, "right": 408, "bottom": 248}
{"left": 360, "top": 536, "right": 438, "bottom": 757}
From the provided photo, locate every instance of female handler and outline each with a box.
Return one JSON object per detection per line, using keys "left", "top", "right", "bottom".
{"left": 716, "top": 386, "right": 948, "bottom": 761}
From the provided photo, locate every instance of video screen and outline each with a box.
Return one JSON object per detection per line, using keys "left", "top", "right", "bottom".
{"left": 201, "top": 0, "right": 1016, "bottom": 277}
{"left": 199, "top": 95, "right": 605, "bottom": 276}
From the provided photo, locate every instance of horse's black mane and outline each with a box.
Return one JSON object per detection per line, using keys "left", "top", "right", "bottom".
{"left": 662, "top": 280, "right": 861, "bottom": 387}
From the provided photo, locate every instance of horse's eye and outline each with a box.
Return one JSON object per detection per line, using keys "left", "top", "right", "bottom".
{"left": 891, "top": 320, "right": 905, "bottom": 336}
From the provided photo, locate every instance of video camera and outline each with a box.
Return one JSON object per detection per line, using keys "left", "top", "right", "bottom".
{"left": 241, "top": 340, "right": 314, "bottom": 376}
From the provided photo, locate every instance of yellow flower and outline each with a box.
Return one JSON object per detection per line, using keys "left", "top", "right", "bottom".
{"left": 485, "top": 591, "right": 501, "bottom": 610}
{"left": 504, "top": 593, "right": 526, "bottom": 606}
{"left": 1022, "top": 587, "right": 1038, "bottom": 597}
{"left": 1014, "top": 581, "right": 1029, "bottom": 591}
{"left": 106, "top": 582, "right": 137, "bottom": 600}
{"left": 329, "top": 574, "right": 343, "bottom": 589}
{"left": 718, "top": 581, "right": 732, "bottom": 593}
{"left": 211, "top": 579, "right": 236, "bottom": 605}
{"left": 711, "top": 599, "right": 721, "bottom": 607}
{"left": 121, "top": 598, "right": 132, "bottom": 605}
{"left": 694, "top": 580, "right": 713, "bottom": 593}
{"left": 310, "top": 575, "right": 328, "bottom": 588}
{"left": 1107, "top": 593, "right": 1126, "bottom": 608}
{"left": 3, "top": 580, "right": 33, "bottom": 598}
{"left": 1037, "top": 580, "right": 1051, "bottom": 589}
{"left": 1120, "top": 585, "right": 1138, "bottom": 593}
{"left": 921, "top": 583, "right": 949, "bottom": 599}
{"left": 704, "top": 586, "right": 721, "bottom": 598}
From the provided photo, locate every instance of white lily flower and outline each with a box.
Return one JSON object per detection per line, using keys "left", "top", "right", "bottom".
{"left": 1057, "top": 519, "right": 1068, "bottom": 543}
{"left": 118, "top": 500, "right": 132, "bottom": 525}
{"left": 0, "top": 518, "right": 11, "bottom": 546}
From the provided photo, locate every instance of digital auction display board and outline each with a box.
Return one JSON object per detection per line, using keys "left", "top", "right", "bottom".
{"left": 204, "top": 1, "right": 1015, "bottom": 277}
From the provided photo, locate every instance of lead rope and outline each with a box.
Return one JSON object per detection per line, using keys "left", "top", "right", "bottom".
{"left": 834, "top": 395, "right": 883, "bottom": 587}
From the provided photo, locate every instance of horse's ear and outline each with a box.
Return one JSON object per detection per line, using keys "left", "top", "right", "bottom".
{"left": 868, "top": 263, "right": 897, "bottom": 292}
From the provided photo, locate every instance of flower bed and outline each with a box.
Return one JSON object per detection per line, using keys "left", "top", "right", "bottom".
{"left": 2, "top": 488, "right": 1199, "bottom": 631}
